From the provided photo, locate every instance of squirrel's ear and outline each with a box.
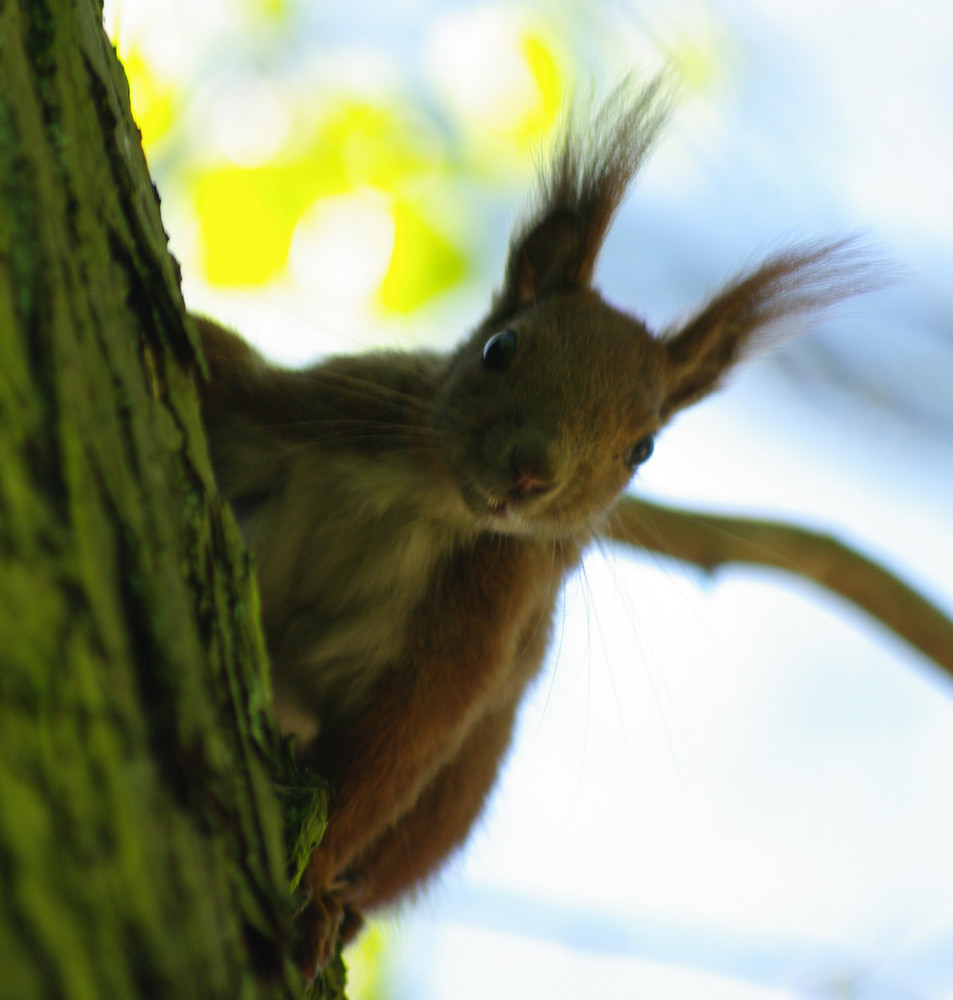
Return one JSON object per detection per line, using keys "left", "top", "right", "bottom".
{"left": 500, "top": 208, "right": 590, "bottom": 309}
{"left": 661, "top": 238, "right": 875, "bottom": 419}
{"left": 491, "top": 76, "right": 670, "bottom": 319}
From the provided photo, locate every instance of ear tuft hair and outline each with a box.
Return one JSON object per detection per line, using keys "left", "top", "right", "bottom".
{"left": 493, "top": 75, "right": 673, "bottom": 319}
{"left": 662, "top": 236, "right": 883, "bottom": 418}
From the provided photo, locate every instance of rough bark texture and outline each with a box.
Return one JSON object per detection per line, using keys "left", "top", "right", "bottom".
{"left": 0, "top": 0, "right": 338, "bottom": 997}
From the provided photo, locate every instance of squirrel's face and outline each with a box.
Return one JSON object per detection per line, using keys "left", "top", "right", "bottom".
{"left": 422, "top": 77, "right": 866, "bottom": 540}
{"left": 432, "top": 291, "right": 669, "bottom": 540}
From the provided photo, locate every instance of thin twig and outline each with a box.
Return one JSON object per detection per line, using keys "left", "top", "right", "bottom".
{"left": 604, "top": 495, "right": 953, "bottom": 679}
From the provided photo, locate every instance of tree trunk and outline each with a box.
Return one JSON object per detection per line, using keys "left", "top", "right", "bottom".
{"left": 0, "top": 0, "right": 335, "bottom": 996}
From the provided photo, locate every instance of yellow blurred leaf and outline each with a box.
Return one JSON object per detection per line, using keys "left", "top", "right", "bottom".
{"left": 121, "top": 47, "right": 176, "bottom": 150}
{"left": 304, "top": 100, "right": 436, "bottom": 192}
{"left": 194, "top": 166, "right": 308, "bottom": 285}
{"left": 520, "top": 31, "right": 564, "bottom": 137}
{"left": 194, "top": 98, "right": 443, "bottom": 288}
{"left": 378, "top": 199, "right": 468, "bottom": 313}
{"left": 242, "top": 0, "right": 288, "bottom": 20}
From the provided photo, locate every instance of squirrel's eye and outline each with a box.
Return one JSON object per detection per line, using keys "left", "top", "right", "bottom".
{"left": 482, "top": 329, "right": 517, "bottom": 372}
{"left": 623, "top": 434, "right": 655, "bottom": 470}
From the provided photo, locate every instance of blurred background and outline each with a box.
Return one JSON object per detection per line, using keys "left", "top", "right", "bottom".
{"left": 103, "top": 0, "right": 953, "bottom": 997}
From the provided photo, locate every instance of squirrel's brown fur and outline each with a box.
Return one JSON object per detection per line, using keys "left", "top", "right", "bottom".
{"left": 196, "top": 77, "right": 867, "bottom": 969}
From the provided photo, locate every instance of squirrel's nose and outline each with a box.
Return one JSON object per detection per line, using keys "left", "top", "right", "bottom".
{"left": 511, "top": 469, "right": 553, "bottom": 496}
{"left": 507, "top": 445, "right": 555, "bottom": 497}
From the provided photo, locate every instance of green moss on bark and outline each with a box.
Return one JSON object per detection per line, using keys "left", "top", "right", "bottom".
{"left": 0, "top": 1, "right": 342, "bottom": 997}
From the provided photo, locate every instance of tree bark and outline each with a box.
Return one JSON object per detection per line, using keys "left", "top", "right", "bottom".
{"left": 0, "top": 1, "right": 335, "bottom": 997}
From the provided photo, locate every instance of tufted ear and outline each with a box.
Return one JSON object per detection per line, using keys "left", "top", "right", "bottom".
{"left": 661, "top": 238, "right": 874, "bottom": 419}
{"left": 491, "top": 76, "right": 670, "bottom": 321}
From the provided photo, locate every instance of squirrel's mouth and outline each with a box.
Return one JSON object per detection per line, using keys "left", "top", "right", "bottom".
{"left": 459, "top": 475, "right": 590, "bottom": 541}
{"left": 463, "top": 480, "right": 558, "bottom": 535}
{"left": 486, "top": 497, "right": 510, "bottom": 519}
{"left": 455, "top": 473, "right": 524, "bottom": 528}
{"left": 475, "top": 489, "right": 516, "bottom": 522}
{"left": 452, "top": 458, "right": 573, "bottom": 536}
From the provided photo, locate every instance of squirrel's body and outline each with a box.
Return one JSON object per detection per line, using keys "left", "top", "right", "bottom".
{"left": 201, "top": 339, "right": 464, "bottom": 737}
{"left": 196, "top": 78, "right": 865, "bottom": 969}
{"left": 200, "top": 326, "right": 574, "bottom": 747}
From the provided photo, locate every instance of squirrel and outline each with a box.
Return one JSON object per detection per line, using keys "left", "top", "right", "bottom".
{"left": 195, "top": 77, "right": 866, "bottom": 971}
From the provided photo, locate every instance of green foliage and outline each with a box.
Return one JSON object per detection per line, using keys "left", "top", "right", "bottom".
{"left": 111, "top": 0, "right": 573, "bottom": 328}
{"left": 378, "top": 198, "right": 468, "bottom": 313}
{"left": 191, "top": 99, "right": 453, "bottom": 297}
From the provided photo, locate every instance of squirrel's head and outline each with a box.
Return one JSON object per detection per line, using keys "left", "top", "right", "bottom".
{"left": 433, "top": 77, "right": 869, "bottom": 540}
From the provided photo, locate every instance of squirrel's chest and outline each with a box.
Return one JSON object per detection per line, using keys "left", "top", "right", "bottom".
{"left": 251, "top": 451, "right": 471, "bottom": 741}
{"left": 250, "top": 449, "right": 574, "bottom": 750}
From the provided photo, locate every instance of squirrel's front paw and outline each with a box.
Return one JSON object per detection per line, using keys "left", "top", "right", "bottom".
{"left": 295, "top": 872, "right": 367, "bottom": 979}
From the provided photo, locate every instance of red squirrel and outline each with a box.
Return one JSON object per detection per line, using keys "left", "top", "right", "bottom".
{"left": 196, "top": 78, "right": 865, "bottom": 970}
